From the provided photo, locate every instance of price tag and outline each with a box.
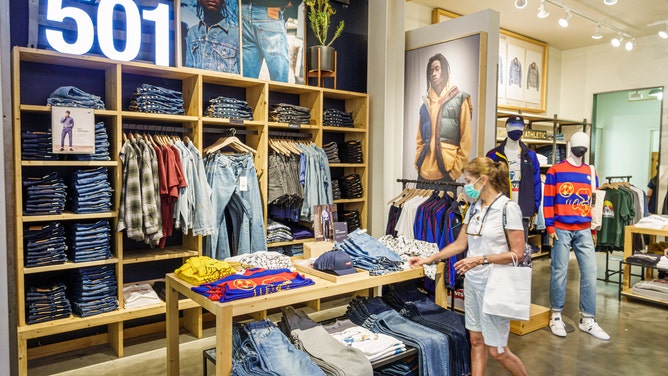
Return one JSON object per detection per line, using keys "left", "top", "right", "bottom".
{"left": 239, "top": 176, "right": 248, "bottom": 191}
{"left": 229, "top": 119, "right": 244, "bottom": 126}
{"left": 288, "top": 123, "right": 301, "bottom": 129}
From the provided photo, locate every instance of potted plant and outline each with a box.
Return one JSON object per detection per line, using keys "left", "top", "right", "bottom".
{"left": 305, "top": 0, "right": 345, "bottom": 72}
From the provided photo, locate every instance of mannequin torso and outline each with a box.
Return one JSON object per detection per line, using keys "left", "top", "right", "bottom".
{"left": 504, "top": 138, "right": 522, "bottom": 204}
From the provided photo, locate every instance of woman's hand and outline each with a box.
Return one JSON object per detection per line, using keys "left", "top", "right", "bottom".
{"left": 409, "top": 256, "right": 428, "bottom": 268}
{"left": 454, "top": 256, "right": 482, "bottom": 275}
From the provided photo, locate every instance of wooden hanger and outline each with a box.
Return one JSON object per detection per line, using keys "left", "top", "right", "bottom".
{"left": 205, "top": 135, "right": 256, "bottom": 155}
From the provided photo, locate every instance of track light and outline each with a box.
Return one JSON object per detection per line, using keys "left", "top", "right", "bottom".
{"left": 604, "top": 0, "right": 618, "bottom": 5}
{"left": 625, "top": 39, "right": 635, "bottom": 51}
{"left": 659, "top": 26, "right": 668, "bottom": 39}
{"left": 537, "top": 1, "right": 549, "bottom": 19}
{"left": 611, "top": 34, "right": 623, "bottom": 47}
{"left": 592, "top": 24, "right": 603, "bottom": 39}
{"left": 515, "top": 0, "right": 528, "bottom": 9}
{"left": 558, "top": 10, "right": 571, "bottom": 28}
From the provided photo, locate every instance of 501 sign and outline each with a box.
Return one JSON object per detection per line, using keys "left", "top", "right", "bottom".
{"left": 45, "top": 0, "right": 171, "bottom": 66}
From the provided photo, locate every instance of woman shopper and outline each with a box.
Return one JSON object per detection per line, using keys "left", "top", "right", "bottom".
{"left": 409, "top": 157, "right": 528, "bottom": 376}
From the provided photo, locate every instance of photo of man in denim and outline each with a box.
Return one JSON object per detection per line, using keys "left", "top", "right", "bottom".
{"left": 184, "top": 0, "right": 240, "bottom": 73}
{"left": 60, "top": 110, "right": 74, "bottom": 151}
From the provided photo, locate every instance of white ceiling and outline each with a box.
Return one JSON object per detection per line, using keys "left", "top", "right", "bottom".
{"left": 410, "top": 0, "right": 668, "bottom": 50}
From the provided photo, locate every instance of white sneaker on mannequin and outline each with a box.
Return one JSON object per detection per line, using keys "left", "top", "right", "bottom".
{"left": 579, "top": 317, "right": 610, "bottom": 341}
{"left": 549, "top": 312, "right": 567, "bottom": 337}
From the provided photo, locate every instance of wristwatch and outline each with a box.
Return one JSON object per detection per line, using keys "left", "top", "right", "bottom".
{"left": 482, "top": 255, "right": 489, "bottom": 265}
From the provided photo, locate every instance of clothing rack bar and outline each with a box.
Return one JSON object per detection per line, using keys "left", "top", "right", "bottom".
{"left": 268, "top": 131, "right": 312, "bottom": 139}
{"left": 605, "top": 175, "right": 632, "bottom": 183}
{"left": 396, "top": 178, "right": 464, "bottom": 190}
{"left": 122, "top": 123, "right": 187, "bottom": 133}
{"left": 202, "top": 127, "right": 257, "bottom": 135}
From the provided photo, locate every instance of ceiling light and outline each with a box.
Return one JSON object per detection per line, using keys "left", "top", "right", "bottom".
{"left": 537, "top": 1, "right": 549, "bottom": 19}
{"left": 604, "top": 0, "right": 618, "bottom": 5}
{"left": 592, "top": 24, "right": 603, "bottom": 39}
{"left": 659, "top": 27, "right": 668, "bottom": 39}
{"left": 515, "top": 0, "right": 528, "bottom": 10}
{"left": 611, "top": 34, "right": 623, "bottom": 47}
{"left": 558, "top": 10, "right": 571, "bottom": 28}
{"left": 649, "top": 88, "right": 664, "bottom": 100}
{"left": 625, "top": 39, "right": 635, "bottom": 51}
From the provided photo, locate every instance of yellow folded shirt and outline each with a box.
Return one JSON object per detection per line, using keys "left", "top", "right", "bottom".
{"left": 175, "top": 256, "right": 237, "bottom": 286}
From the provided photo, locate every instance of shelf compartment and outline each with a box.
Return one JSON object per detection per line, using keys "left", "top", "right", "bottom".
{"left": 322, "top": 126, "right": 367, "bottom": 133}
{"left": 21, "top": 211, "right": 117, "bottom": 223}
{"left": 122, "top": 246, "right": 199, "bottom": 265}
{"left": 23, "top": 257, "right": 120, "bottom": 275}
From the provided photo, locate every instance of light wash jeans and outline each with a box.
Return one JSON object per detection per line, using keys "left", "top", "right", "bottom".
{"left": 242, "top": 3, "right": 289, "bottom": 82}
{"left": 550, "top": 227, "right": 598, "bottom": 316}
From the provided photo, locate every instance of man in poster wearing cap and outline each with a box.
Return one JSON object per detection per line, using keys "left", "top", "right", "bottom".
{"left": 486, "top": 115, "right": 542, "bottom": 238}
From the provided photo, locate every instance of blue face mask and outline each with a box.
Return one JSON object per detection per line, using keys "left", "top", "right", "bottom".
{"left": 508, "top": 130, "right": 523, "bottom": 141}
{"left": 464, "top": 177, "right": 483, "bottom": 200}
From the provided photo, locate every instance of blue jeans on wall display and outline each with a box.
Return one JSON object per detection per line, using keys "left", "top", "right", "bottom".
{"left": 242, "top": 3, "right": 289, "bottom": 82}
{"left": 550, "top": 228, "right": 598, "bottom": 316}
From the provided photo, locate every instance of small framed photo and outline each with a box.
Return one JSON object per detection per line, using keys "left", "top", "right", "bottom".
{"left": 313, "top": 204, "right": 338, "bottom": 242}
{"left": 51, "top": 106, "right": 95, "bottom": 154}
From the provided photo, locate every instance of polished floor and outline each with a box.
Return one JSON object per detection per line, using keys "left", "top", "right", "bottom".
{"left": 29, "top": 252, "right": 668, "bottom": 376}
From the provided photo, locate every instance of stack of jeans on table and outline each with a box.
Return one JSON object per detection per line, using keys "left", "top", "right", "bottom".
{"left": 23, "top": 172, "right": 67, "bottom": 215}
{"left": 384, "top": 283, "right": 471, "bottom": 376}
{"left": 75, "top": 122, "right": 111, "bottom": 161}
{"left": 323, "top": 141, "right": 340, "bottom": 163}
{"left": 26, "top": 282, "right": 72, "bottom": 324}
{"left": 278, "top": 306, "right": 373, "bottom": 375}
{"left": 266, "top": 219, "right": 293, "bottom": 244}
{"left": 269, "top": 103, "right": 311, "bottom": 124}
{"left": 66, "top": 220, "right": 112, "bottom": 263}
{"left": 341, "top": 210, "right": 361, "bottom": 233}
{"left": 339, "top": 174, "right": 363, "bottom": 199}
{"left": 24, "top": 222, "right": 67, "bottom": 267}
{"left": 323, "top": 108, "right": 354, "bottom": 127}
{"left": 340, "top": 140, "right": 363, "bottom": 163}
{"left": 68, "top": 265, "right": 118, "bottom": 317}
{"left": 22, "top": 131, "right": 58, "bottom": 161}
{"left": 47, "top": 86, "right": 106, "bottom": 109}
{"left": 129, "top": 84, "right": 184, "bottom": 115}
{"left": 206, "top": 96, "right": 254, "bottom": 120}
{"left": 334, "top": 229, "right": 403, "bottom": 275}
{"left": 331, "top": 179, "right": 341, "bottom": 200}
{"left": 231, "top": 319, "right": 325, "bottom": 376}
{"left": 68, "top": 167, "right": 112, "bottom": 214}
{"left": 346, "top": 296, "right": 451, "bottom": 376}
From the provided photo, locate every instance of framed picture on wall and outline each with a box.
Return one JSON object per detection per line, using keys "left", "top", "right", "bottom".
{"left": 402, "top": 32, "right": 487, "bottom": 184}
{"left": 432, "top": 8, "right": 548, "bottom": 113}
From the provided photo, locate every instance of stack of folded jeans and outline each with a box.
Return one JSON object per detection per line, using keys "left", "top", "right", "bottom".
{"left": 22, "top": 131, "right": 58, "bottom": 161}
{"left": 68, "top": 265, "right": 118, "bottom": 317}
{"left": 23, "top": 172, "right": 67, "bottom": 215}
{"left": 323, "top": 108, "right": 354, "bottom": 127}
{"left": 26, "top": 282, "right": 72, "bottom": 324}
{"left": 68, "top": 167, "right": 112, "bottom": 214}
{"left": 269, "top": 103, "right": 311, "bottom": 124}
{"left": 47, "top": 86, "right": 106, "bottom": 109}
{"left": 266, "top": 219, "right": 294, "bottom": 244}
{"left": 331, "top": 180, "right": 341, "bottom": 200}
{"left": 339, "top": 174, "right": 363, "bottom": 199}
{"left": 340, "top": 140, "right": 363, "bottom": 163}
{"left": 334, "top": 229, "right": 403, "bottom": 275}
{"left": 75, "top": 122, "right": 111, "bottom": 161}
{"left": 346, "top": 296, "right": 451, "bottom": 376}
{"left": 322, "top": 141, "right": 340, "bottom": 163}
{"left": 206, "top": 96, "right": 254, "bottom": 120}
{"left": 129, "top": 84, "right": 184, "bottom": 115}
{"left": 66, "top": 220, "right": 112, "bottom": 263}
{"left": 341, "top": 210, "right": 361, "bottom": 233}
{"left": 24, "top": 222, "right": 67, "bottom": 267}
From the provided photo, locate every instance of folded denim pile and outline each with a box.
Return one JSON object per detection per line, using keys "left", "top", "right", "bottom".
{"left": 66, "top": 220, "right": 112, "bottom": 263}
{"left": 129, "top": 84, "right": 184, "bottom": 115}
{"left": 341, "top": 210, "right": 361, "bottom": 233}
{"left": 75, "top": 122, "right": 111, "bottom": 161}
{"left": 323, "top": 108, "right": 354, "bottom": 127}
{"left": 23, "top": 172, "right": 67, "bottom": 215}
{"left": 205, "top": 96, "right": 254, "bottom": 120}
{"left": 47, "top": 86, "right": 106, "bottom": 109}
{"left": 68, "top": 265, "right": 118, "bottom": 317}
{"left": 26, "top": 282, "right": 72, "bottom": 324}
{"left": 322, "top": 141, "right": 340, "bottom": 163}
{"left": 339, "top": 174, "right": 363, "bottom": 199}
{"left": 334, "top": 229, "right": 403, "bottom": 275}
{"left": 24, "top": 222, "right": 67, "bottom": 267}
{"left": 22, "top": 131, "right": 58, "bottom": 161}
{"left": 267, "top": 219, "right": 294, "bottom": 244}
{"left": 269, "top": 103, "right": 311, "bottom": 124}
{"left": 331, "top": 179, "right": 341, "bottom": 200}
{"left": 68, "top": 167, "right": 112, "bottom": 214}
{"left": 340, "top": 140, "right": 363, "bottom": 163}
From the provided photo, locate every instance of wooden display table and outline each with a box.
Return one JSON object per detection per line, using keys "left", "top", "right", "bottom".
{"left": 621, "top": 225, "right": 668, "bottom": 304}
{"left": 166, "top": 264, "right": 446, "bottom": 376}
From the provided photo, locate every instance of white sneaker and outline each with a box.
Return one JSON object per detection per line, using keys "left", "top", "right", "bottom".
{"left": 579, "top": 319, "right": 611, "bottom": 341}
{"left": 549, "top": 316, "right": 567, "bottom": 337}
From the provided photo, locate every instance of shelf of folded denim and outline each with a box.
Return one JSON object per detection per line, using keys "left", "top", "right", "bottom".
{"left": 23, "top": 257, "right": 119, "bottom": 274}
{"left": 20, "top": 104, "right": 118, "bottom": 116}
{"left": 21, "top": 131, "right": 58, "bottom": 161}
{"left": 21, "top": 211, "right": 117, "bottom": 223}
{"left": 67, "top": 167, "right": 113, "bottom": 214}
{"left": 74, "top": 121, "right": 111, "bottom": 162}
{"left": 22, "top": 172, "right": 67, "bottom": 216}
{"left": 68, "top": 265, "right": 119, "bottom": 318}
{"left": 25, "top": 282, "right": 73, "bottom": 325}
{"left": 66, "top": 220, "right": 112, "bottom": 263}
{"left": 323, "top": 108, "right": 355, "bottom": 127}
{"left": 121, "top": 110, "right": 198, "bottom": 123}
{"left": 23, "top": 222, "right": 68, "bottom": 268}
{"left": 122, "top": 246, "right": 199, "bottom": 265}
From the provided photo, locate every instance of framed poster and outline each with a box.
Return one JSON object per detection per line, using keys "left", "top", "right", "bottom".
{"left": 51, "top": 106, "right": 95, "bottom": 154}
{"left": 402, "top": 33, "right": 486, "bottom": 184}
{"left": 432, "top": 8, "right": 547, "bottom": 113}
{"left": 313, "top": 204, "right": 338, "bottom": 242}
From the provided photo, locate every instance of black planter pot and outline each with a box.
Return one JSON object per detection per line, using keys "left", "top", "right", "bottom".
{"left": 308, "top": 45, "right": 336, "bottom": 72}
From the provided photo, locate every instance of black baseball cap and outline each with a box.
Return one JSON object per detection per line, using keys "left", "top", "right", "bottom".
{"left": 313, "top": 250, "right": 356, "bottom": 275}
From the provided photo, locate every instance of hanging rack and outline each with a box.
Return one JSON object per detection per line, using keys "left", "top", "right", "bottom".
{"left": 122, "top": 123, "right": 187, "bottom": 133}
{"left": 396, "top": 178, "right": 464, "bottom": 190}
{"left": 268, "top": 130, "right": 312, "bottom": 139}
{"left": 605, "top": 175, "right": 632, "bottom": 183}
{"left": 203, "top": 127, "right": 258, "bottom": 135}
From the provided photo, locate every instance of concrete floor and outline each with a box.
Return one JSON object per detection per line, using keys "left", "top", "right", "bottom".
{"left": 29, "top": 252, "right": 668, "bottom": 376}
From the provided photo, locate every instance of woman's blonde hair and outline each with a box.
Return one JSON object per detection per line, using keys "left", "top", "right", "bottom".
{"left": 463, "top": 157, "right": 510, "bottom": 195}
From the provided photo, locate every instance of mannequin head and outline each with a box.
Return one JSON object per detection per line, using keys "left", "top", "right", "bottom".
{"left": 505, "top": 115, "right": 525, "bottom": 141}
{"left": 570, "top": 131, "right": 589, "bottom": 159}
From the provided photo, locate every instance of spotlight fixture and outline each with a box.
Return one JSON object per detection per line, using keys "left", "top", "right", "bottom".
{"left": 625, "top": 39, "right": 635, "bottom": 51}
{"left": 604, "top": 0, "right": 618, "bottom": 5}
{"left": 537, "top": 0, "right": 549, "bottom": 19}
{"left": 558, "top": 10, "right": 571, "bottom": 28}
{"left": 592, "top": 24, "right": 603, "bottom": 39}
{"left": 515, "top": 0, "right": 528, "bottom": 9}
{"left": 659, "top": 27, "right": 668, "bottom": 39}
{"left": 611, "top": 34, "right": 623, "bottom": 47}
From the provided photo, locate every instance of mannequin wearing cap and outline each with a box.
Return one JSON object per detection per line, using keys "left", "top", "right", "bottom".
{"left": 543, "top": 131, "right": 610, "bottom": 341}
{"left": 486, "top": 116, "right": 542, "bottom": 238}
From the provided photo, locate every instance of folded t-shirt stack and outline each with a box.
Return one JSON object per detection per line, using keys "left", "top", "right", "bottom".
{"left": 23, "top": 172, "right": 67, "bottom": 216}
{"left": 267, "top": 219, "right": 294, "bottom": 243}
{"left": 270, "top": 103, "right": 311, "bottom": 124}
{"left": 24, "top": 222, "right": 67, "bottom": 267}
{"left": 21, "top": 131, "right": 57, "bottom": 161}
{"left": 205, "top": 96, "right": 254, "bottom": 120}
{"left": 129, "top": 83, "right": 184, "bottom": 115}
{"left": 26, "top": 282, "right": 72, "bottom": 324}
{"left": 340, "top": 140, "right": 363, "bottom": 163}
{"left": 322, "top": 141, "right": 340, "bottom": 163}
{"left": 325, "top": 318, "right": 407, "bottom": 362}
{"left": 339, "top": 174, "right": 363, "bottom": 199}
{"left": 123, "top": 283, "right": 162, "bottom": 309}
{"left": 632, "top": 279, "right": 668, "bottom": 301}
{"left": 626, "top": 252, "right": 662, "bottom": 267}
{"left": 175, "top": 256, "right": 237, "bottom": 286}
{"left": 323, "top": 108, "right": 354, "bottom": 127}
{"left": 226, "top": 250, "right": 294, "bottom": 271}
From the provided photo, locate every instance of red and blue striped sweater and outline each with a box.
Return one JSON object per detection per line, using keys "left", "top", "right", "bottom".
{"left": 544, "top": 161, "right": 597, "bottom": 234}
